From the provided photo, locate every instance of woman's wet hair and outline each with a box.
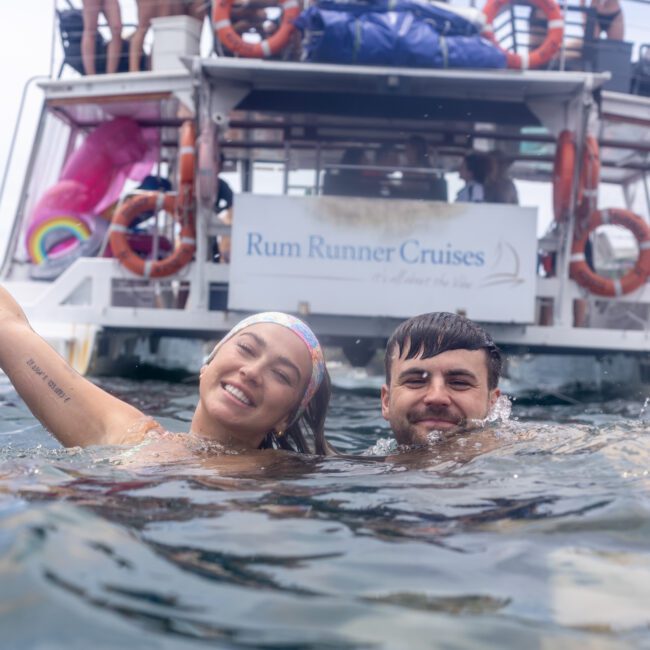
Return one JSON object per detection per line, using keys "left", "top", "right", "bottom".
{"left": 259, "top": 370, "right": 333, "bottom": 455}
{"left": 384, "top": 312, "right": 502, "bottom": 390}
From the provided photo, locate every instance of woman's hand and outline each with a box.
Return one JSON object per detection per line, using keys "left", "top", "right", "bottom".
{"left": 0, "top": 285, "right": 151, "bottom": 448}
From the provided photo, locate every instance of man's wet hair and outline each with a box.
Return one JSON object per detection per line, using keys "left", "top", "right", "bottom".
{"left": 464, "top": 152, "right": 491, "bottom": 185}
{"left": 384, "top": 312, "right": 502, "bottom": 389}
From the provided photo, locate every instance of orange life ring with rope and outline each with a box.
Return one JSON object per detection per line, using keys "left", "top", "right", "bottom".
{"left": 109, "top": 192, "right": 196, "bottom": 278}
{"left": 570, "top": 208, "right": 650, "bottom": 297}
{"left": 553, "top": 129, "right": 576, "bottom": 222}
{"left": 482, "top": 0, "right": 564, "bottom": 69}
{"left": 212, "top": 0, "right": 300, "bottom": 58}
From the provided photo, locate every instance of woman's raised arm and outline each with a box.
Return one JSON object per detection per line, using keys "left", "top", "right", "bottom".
{"left": 0, "top": 285, "right": 151, "bottom": 447}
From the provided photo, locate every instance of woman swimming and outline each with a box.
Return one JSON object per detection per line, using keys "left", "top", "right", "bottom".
{"left": 0, "top": 285, "right": 332, "bottom": 456}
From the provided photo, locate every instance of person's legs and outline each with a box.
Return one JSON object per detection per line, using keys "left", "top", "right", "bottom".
{"left": 81, "top": 0, "right": 102, "bottom": 75}
{"left": 103, "top": 0, "right": 123, "bottom": 74}
{"left": 607, "top": 10, "right": 624, "bottom": 40}
{"left": 187, "top": 0, "right": 208, "bottom": 21}
{"left": 159, "top": 0, "right": 186, "bottom": 16}
{"left": 594, "top": 6, "right": 624, "bottom": 40}
{"left": 130, "top": 0, "right": 156, "bottom": 71}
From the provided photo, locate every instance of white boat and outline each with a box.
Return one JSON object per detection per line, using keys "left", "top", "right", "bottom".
{"left": 2, "top": 2, "right": 650, "bottom": 398}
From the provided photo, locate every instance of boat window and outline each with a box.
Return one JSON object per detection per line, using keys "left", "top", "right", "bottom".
{"left": 252, "top": 162, "right": 285, "bottom": 195}
{"left": 287, "top": 168, "right": 318, "bottom": 196}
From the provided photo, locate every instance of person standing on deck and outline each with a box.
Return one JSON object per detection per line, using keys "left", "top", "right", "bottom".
{"left": 402, "top": 136, "right": 448, "bottom": 201}
{"left": 213, "top": 153, "right": 235, "bottom": 263}
{"left": 455, "top": 152, "right": 491, "bottom": 203}
{"left": 130, "top": 0, "right": 208, "bottom": 72}
{"left": 81, "top": 0, "right": 123, "bottom": 75}
{"left": 484, "top": 150, "right": 519, "bottom": 205}
{"left": 584, "top": 0, "right": 624, "bottom": 40}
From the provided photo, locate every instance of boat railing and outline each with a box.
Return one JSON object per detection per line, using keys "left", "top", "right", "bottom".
{"left": 493, "top": 1, "right": 604, "bottom": 70}
{"left": 49, "top": 0, "right": 650, "bottom": 104}
{"left": 480, "top": 0, "right": 650, "bottom": 96}
{"left": 55, "top": 0, "right": 139, "bottom": 78}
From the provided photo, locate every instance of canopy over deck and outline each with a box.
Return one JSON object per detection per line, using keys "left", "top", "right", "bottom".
{"left": 38, "top": 70, "right": 194, "bottom": 129}
{"left": 199, "top": 58, "right": 606, "bottom": 107}
{"left": 36, "top": 60, "right": 650, "bottom": 187}
{"left": 197, "top": 59, "right": 649, "bottom": 187}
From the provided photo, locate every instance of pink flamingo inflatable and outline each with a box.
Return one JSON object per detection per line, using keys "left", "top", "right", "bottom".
{"left": 26, "top": 117, "right": 155, "bottom": 265}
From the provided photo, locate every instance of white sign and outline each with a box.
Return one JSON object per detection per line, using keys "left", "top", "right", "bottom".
{"left": 229, "top": 195, "right": 538, "bottom": 323}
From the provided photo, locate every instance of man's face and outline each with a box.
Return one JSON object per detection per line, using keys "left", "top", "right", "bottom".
{"left": 381, "top": 346, "right": 500, "bottom": 446}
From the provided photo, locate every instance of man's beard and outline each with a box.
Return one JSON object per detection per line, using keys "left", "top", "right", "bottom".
{"left": 407, "top": 406, "right": 464, "bottom": 428}
{"left": 402, "top": 406, "right": 467, "bottom": 445}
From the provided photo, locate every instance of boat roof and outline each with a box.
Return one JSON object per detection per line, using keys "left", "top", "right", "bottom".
{"left": 36, "top": 60, "right": 650, "bottom": 186}
{"left": 199, "top": 58, "right": 606, "bottom": 105}
{"left": 38, "top": 70, "right": 193, "bottom": 129}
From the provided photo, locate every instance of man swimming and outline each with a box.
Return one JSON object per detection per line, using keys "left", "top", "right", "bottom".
{"left": 381, "top": 312, "right": 502, "bottom": 446}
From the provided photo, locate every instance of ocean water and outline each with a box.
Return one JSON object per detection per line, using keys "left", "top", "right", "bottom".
{"left": 1, "top": 374, "right": 650, "bottom": 649}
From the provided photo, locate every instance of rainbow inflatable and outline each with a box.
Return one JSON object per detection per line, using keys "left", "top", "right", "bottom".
{"left": 25, "top": 117, "right": 155, "bottom": 267}
{"left": 26, "top": 214, "right": 93, "bottom": 264}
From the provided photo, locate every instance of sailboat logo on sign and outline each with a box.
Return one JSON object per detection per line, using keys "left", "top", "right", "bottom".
{"left": 480, "top": 241, "right": 525, "bottom": 288}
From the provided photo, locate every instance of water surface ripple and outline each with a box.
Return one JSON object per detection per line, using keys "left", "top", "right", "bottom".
{"left": 1, "top": 376, "right": 649, "bottom": 649}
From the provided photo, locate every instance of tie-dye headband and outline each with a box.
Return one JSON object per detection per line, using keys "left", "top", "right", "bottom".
{"left": 206, "top": 312, "right": 326, "bottom": 425}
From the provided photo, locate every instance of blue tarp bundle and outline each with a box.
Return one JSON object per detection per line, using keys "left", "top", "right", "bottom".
{"left": 294, "top": 0, "right": 506, "bottom": 69}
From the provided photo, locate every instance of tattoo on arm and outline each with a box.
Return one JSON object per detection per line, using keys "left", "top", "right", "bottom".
{"left": 26, "top": 358, "right": 71, "bottom": 403}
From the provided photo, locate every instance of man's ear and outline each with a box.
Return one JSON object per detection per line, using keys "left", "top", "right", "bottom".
{"left": 488, "top": 387, "right": 501, "bottom": 410}
{"left": 380, "top": 384, "right": 390, "bottom": 421}
{"left": 199, "top": 364, "right": 207, "bottom": 377}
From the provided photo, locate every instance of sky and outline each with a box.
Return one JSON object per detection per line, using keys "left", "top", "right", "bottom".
{"left": 1, "top": 0, "right": 649, "bottom": 245}
{"left": 0, "top": 3, "right": 52, "bottom": 195}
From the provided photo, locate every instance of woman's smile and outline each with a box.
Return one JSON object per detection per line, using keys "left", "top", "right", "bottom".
{"left": 222, "top": 382, "right": 255, "bottom": 407}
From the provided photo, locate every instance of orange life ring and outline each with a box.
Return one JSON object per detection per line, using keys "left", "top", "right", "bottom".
{"left": 482, "top": 0, "right": 564, "bottom": 69}
{"left": 553, "top": 129, "right": 576, "bottom": 222}
{"left": 570, "top": 208, "right": 650, "bottom": 297}
{"left": 109, "top": 192, "right": 196, "bottom": 278}
{"left": 212, "top": 0, "right": 300, "bottom": 58}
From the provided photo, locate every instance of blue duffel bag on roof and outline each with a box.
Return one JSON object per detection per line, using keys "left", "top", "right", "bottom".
{"left": 294, "top": 0, "right": 506, "bottom": 68}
